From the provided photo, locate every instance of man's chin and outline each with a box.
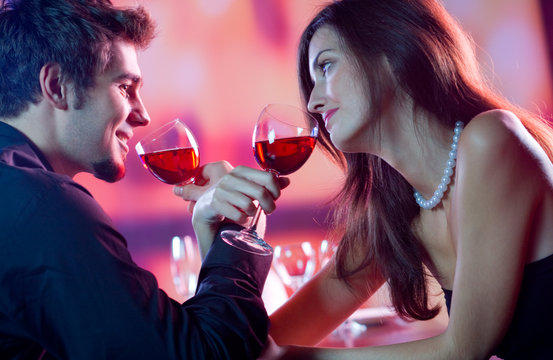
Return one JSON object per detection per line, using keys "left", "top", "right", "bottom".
{"left": 92, "top": 159, "right": 125, "bottom": 183}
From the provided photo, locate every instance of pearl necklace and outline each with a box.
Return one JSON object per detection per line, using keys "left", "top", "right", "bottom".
{"left": 413, "top": 121, "right": 464, "bottom": 210}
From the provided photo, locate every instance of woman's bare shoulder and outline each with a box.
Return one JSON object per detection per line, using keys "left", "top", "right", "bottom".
{"left": 463, "top": 109, "right": 522, "bottom": 146}
{"left": 458, "top": 109, "right": 552, "bottom": 187}
{"left": 461, "top": 109, "right": 542, "bottom": 162}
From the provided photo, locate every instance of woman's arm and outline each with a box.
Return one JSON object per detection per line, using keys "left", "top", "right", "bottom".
{"left": 441, "top": 110, "right": 546, "bottom": 358}
{"left": 266, "top": 110, "right": 549, "bottom": 359}
{"left": 270, "top": 248, "right": 386, "bottom": 346}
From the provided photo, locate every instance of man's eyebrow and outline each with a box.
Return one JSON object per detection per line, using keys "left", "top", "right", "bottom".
{"left": 114, "top": 73, "right": 142, "bottom": 85}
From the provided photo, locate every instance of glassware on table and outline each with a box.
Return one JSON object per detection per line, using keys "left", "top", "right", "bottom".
{"left": 273, "top": 241, "right": 316, "bottom": 295}
{"left": 324, "top": 238, "right": 366, "bottom": 344}
{"left": 170, "top": 235, "right": 201, "bottom": 301}
{"left": 135, "top": 119, "right": 200, "bottom": 185}
{"left": 331, "top": 318, "right": 368, "bottom": 348}
{"left": 318, "top": 239, "right": 334, "bottom": 270}
{"left": 220, "top": 104, "right": 319, "bottom": 255}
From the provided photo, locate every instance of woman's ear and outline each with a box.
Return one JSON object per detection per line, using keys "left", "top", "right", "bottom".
{"left": 39, "top": 63, "right": 68, "bottom": 110}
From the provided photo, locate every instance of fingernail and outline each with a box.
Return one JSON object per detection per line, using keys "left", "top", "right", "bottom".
{"left": 173, "top": 186, "right": 182, "bottom": 196}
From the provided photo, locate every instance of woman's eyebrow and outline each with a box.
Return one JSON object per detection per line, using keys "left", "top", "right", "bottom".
{"left": 311, "top": 49, "right": 333, "bottom": 69}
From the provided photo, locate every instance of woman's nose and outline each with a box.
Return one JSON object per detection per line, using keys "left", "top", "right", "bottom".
{"left": 307, "top": 85, "right": 325, "bottom": 113}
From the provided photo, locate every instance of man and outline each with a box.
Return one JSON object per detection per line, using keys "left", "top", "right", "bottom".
{"left": 0, "top": 1, "right": 271, "bottom": 358}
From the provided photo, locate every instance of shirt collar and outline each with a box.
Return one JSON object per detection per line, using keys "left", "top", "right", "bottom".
{"left": 0, "top": 121, "right": 55, "bottom": 172}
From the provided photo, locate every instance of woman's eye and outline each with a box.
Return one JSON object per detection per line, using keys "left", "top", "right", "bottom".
{"left": 319, "top": 62, "right": 331, "bottom": 75}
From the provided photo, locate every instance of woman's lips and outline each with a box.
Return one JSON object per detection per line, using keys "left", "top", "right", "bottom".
{"left": 323, "top": 109, "right": 337, "bottom": 130}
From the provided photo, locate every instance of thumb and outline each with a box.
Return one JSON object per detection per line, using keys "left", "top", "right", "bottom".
{"left": 173, "top": 184, "right": 205, "bottom": 202}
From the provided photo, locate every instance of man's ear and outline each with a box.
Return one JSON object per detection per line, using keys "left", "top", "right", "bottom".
{"left": 39, "top": 63, "right": 68, "bottom": 110}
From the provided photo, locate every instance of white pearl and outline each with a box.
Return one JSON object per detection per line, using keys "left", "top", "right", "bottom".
{"left": 414, "top": 121, "right": 464, "bottom": 209}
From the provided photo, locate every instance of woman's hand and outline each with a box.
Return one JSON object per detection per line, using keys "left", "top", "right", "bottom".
{"left": 173, "top": 161, "right": 289, "bottom": 257}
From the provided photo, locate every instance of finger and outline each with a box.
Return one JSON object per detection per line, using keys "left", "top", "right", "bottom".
{"left": 187, "top": 201, "right": 196, "bottom": 214}
{"left": 173, "top": 161, "right": 235, "bottom": 201}
{"left": 218, "top": 180, "right": 276, "bottom": 215}
{"left": 278, "top": 176, "right": 290, "bottom": 190}
{"left": 201, "top": 160, "right": 234, "bottom": 182}
{"left": 210, "top": 194, "right": 250, "bottom": 224}
{"left": 230, "top": 166, "right": 282, "bottom": 199}
{"left": 211, "top": 185, "right": 260, "bottom": 217}
{"left": 173, "top": 183, "right": 211, "bottom": 201}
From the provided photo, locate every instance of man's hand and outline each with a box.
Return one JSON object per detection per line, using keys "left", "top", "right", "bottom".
{"left": 173, "top": 161, "right": 289, "bottom": 258}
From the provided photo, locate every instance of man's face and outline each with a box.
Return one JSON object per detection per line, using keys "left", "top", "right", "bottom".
{"left": 62, "top": 40, "right": 150, "bottom": 182}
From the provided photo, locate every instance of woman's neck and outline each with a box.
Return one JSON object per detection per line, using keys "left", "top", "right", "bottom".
{"left": 377, "top": 107, "right": 455, "bottom": 201}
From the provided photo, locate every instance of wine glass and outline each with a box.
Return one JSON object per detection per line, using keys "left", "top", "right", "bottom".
{"left": 273, "top": 241, "right": 316, "bottom": 296}
{"left": 170, "top": 235, "right": 201, "bottom": 301}
{"left": 318, "top": 239, "right": 334, "bottom": 270}
{"left": 135, "top": 119, "right": 200, "bottom": 185}
{"left": 220, "top": 104, "right": 319, "bottom": 255}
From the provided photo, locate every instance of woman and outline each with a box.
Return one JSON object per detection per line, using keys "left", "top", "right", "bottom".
{"left": 176, "top": 0, "right": 553, "bottom": 358}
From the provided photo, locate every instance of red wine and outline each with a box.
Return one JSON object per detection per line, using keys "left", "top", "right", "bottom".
{"left": 254, "top": 136, "right": 316, "bottom": 175}
{"left": 283, "top": 258, "right": 308, "bottom": 276}
{"left": 140, "top": 147, "right": 199, "bottom": 185}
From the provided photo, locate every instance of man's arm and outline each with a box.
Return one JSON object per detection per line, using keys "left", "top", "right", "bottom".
{"left": 1, "top": 178, "right": 271, "bottom": 359}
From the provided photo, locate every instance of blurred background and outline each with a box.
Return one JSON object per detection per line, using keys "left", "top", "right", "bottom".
{"left": 76, "top": 0, "right": 553, "bottom": 303}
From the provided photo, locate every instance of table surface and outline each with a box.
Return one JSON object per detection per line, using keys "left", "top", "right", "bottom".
{"left": 318, "top": 312, "right": 447, "bottom": 348}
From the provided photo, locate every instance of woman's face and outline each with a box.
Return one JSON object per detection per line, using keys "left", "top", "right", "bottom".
{"left": 307, "top": 25, "right": 372, "bottom": 153}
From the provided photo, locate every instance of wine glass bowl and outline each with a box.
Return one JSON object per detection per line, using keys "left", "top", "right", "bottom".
{"left": 273, "top": 241, "right": 316, "bottom": 295}
{"left": 220, "top": 104, "right": 319, "bottom": 255}
{"left": 135, "top": 119, "right": 200, "bottom": 185}
{"left": 253, "top": 105, "right": 318, "bottom": 176}
{"left": 317, "top": 239, "right": 334, "bottom": 270}
{"left": 170, "top": 235, "right": 201, "bottom": 301}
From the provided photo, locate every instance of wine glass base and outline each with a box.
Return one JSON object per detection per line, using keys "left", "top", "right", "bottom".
{"left": 220, "top": 229, "right": 273, "bottom": 256}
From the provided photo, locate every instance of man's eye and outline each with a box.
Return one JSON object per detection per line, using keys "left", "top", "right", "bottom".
{"left": 120, "top": 84, "right": 131, "bottom": 97}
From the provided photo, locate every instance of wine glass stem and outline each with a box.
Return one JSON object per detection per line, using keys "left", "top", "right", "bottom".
{"left": 247, "top": 170, "right": 279, "bottom": 231}
{"left": 247, "top": 205, "right": 263, "bottom": 231}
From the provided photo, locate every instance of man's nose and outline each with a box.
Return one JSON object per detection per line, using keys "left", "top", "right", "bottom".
{"left": 129, "top": 96, "right": 151, "bottom": 127}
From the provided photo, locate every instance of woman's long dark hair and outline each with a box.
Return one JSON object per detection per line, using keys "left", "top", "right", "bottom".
{"left": 298, "top": 0, "right": 553, "bottom": 320}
